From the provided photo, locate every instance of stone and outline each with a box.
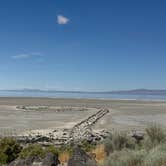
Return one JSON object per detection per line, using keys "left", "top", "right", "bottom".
{"left": 68, "top": 146, "right": 97, "bottom": 166}
{"left": 9, "top": 156, "right": 42, "bottom": 166}
{"left": 132, "top": 133, "right": 144, "bottom": 143}
{"left": 42, "top": 153, "right": 60, "bottom": 166}
{"left": 9, "top": 153, "right": 60, "bottom": 166}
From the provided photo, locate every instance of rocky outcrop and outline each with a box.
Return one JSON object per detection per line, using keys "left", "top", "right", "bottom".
{"left": 68, "top": 146, "right": 97, "bottom": 166}
{"left": 9, "top": 156, "right": 42, "bottom": 166}
{"left": 16, "top": 105, "right": 88, "bottom": 112}
{"left": 69, "top": 109, "right": 109, "bottom": 142}
{"left": 41, "top": 153, "right": 60, "bottom": 166}
{"left": 9, "top": 153, "right": 60, "bottom": 166}
{"left": 131, "top": 132, "right": 144, "bottom": 144}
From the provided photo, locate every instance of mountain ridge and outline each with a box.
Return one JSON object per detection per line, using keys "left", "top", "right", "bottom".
{"left": 1, "top": 89, "right": 166, "bottom": 95}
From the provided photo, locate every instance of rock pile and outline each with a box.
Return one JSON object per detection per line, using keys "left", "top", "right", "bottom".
{"left": 69, "top": 109, "right": 109, "bottom": 142}
{"left": 15, "top": 109, "right": 110, "bottom": 145}
{"left": 9, "top": 147, "right": 97, "bottom": 166}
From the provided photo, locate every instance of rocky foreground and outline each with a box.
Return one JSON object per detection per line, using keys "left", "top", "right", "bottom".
{"left": 9, "top": 146, "right": 97, "bottom": 166}
{"left": 7, "top": 109, "right": 110, "bottom": 166}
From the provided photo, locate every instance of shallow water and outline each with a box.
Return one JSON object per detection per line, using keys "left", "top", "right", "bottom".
{"left": 0, "top": 91, "right": 166, "bottom": 100}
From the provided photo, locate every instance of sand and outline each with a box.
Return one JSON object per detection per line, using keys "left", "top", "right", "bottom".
{"left": 0, "top": 97, "right": 166, "bottom": 135}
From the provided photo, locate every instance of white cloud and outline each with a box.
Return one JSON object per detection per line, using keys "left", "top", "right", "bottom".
{"left": 12, "top": 54, "right": 30, "bottom": 59}
{"left": 57, "top": 15, "right": 69, "bottom": 25}
{"left": 12, "top": 53, "right": 42, "bottom": 59}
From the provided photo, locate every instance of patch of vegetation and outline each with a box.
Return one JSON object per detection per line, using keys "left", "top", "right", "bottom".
{"left": 144, "top": 143, "right": 166, "bottom": 166}
{"left": 19, "top": 144, "right": 60, "bottom": 159}
{"left": 104, "top": 132, "right": 136, "bottom": 155}
{"left": 0, "top": 151, "right": 7, "bottom": 165}
{"left": 59, "top": 144, "right": 73, "bottom": 155}
{"left": 19, "top": 144, "right": 45, "bottom": 159}
{"left": 103, "top": 149, "right": 146, "bottom": 166}
{"left": 146, "top": 125, "right": 165, "bottom": 143}
{"left": 103, "top": 143, "right": 166, "bottom": 166}
{"left": 143, "top": 125, "right": 166, "bottom": 150}
{"left": 80, "top": 140, "right": 96, "bottom": 152}
{"left": 45, "top": 145, "right": 60, "bottom": 155}
{"left": 102, "top": 125, "right": 166, "bottom": 166}
{"left": 1, "top": 125, "right": 166, "bottom": 166}
{"left": 0, "top": 137, "right": 22, "bottom": 164}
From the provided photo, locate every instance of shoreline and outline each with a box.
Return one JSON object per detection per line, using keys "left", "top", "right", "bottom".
{"left": 0, "top": 97, "right": 166, "bottom": 136}
{"left": 0, "top": 96, "right": 166, "bottom": 102}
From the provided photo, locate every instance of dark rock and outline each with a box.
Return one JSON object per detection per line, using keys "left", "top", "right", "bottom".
{"left": 9, "top": 156, "right": 42, "bottom": 166}
{"left": 132, "top": 133, "right": 144, "bottom": 143}
{"left": 94, "top": 137, "right": 101, "bottom": 141}
{"left": 68, "top": 146, "right": 97, "bottom": 166}
{"left": 42, "top": 153, "right": 60, "bottom": 166}
{"left": 9, "top": 153, "right": 60, "bottom": 166}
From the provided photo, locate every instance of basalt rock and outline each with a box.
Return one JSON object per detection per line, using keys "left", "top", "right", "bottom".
{"left": 132, "top": 133, "right": 144, "bottom": 144}
{"left": 9, "top": 153, "right": 60, "bottom": 166}
{"left": 42, "top": 153, "right": 60, "bottom": 166}
{"left": 8, "top": 156, "right": 42, "bottom": 166}
{"left": 68, "top": 146, "right": 97, "bottom": 166}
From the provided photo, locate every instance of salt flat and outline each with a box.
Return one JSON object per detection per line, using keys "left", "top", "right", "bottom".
{"left": 0, "top": 97, "right": 166, "bottom": 135}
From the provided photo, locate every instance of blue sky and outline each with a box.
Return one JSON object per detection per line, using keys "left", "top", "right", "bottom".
{"left": 0, "top": 0, "right": 166, "bottom": 91}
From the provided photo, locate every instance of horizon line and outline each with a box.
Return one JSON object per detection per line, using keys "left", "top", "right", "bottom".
{"left": 1, "top": 88, "right": 166, "bottom": 93}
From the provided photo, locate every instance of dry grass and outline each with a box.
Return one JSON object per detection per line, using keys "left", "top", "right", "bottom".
{"left": 91, "top": 144, "right": 107, "bottom": 164}
{"left": 59, "top": 151, "right": 70, "bottom": 164}
{"left": 58, "top": 144, "right": 106, "bottom": 165}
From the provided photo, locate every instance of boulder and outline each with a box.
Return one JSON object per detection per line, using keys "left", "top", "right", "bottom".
{"left": 68, "top": 146, "right": 97, "bottom": 166}
{"left": 9, "top": 156, "right": 42, "bottom": 166}
{"left": 132, "top": 133, "right": 144, "bottom": 143}
{"left": 42, "top": 153, "right": 60, "bottom": 166}
{"left": 9, "top": 153, "right": 60, "bottom": 166}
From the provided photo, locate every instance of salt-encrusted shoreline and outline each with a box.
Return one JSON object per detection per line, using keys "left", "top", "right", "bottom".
{"left": 15, "top": 109, "right": 110, "bottom": 145}
{"left": 1, "top": 97, "right": 166, "bottom": 138}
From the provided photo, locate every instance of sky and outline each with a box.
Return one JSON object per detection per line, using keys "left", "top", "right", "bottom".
{"left": 0, "top": 0, "right": 166, "bottom": 91}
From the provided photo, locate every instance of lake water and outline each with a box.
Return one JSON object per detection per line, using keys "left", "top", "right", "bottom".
{"left": 0, "top": 91, "right": 166, "bottom": 100}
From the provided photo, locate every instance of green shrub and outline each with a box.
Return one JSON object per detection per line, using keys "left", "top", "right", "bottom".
{"left": 19, "top": 144, "right": 45, "bottom": 159}
{"left": 146, "top": 125, "right": 166, "bottom": 143}
{"left": 102, "top": 126, "right": 166, "bottom": 166}
{"left": 0, "top": 137, "right": 22, "bottom": 164}
{"left": 103, "top": 149, "right": 146, "bottom": 166}
{"left": 104, "top": 132, "right": 136, "bottom": 155}
{"left": 59, "top": 144, "right": 73, "bottom": 155}
{"left": 0, "top": 151, "right": 7, "bottom": 165}
{"left": 143, "top": 143, "right": 166, "bottom": 166}
{"left": 45, "top": 145, "right": 60, "bottom": 155}
{"left": 143, "top": 125, "right": 166, "bottom": 150}
{"left": 80, "top": 140, "right": 96, "bottom": 152}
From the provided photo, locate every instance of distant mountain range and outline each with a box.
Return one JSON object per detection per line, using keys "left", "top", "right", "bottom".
{"left": 110, "top": 89, "right": 166, "bottom": 95}
{"left": 1, "top": 89, "right": 166, "bottom": 95}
